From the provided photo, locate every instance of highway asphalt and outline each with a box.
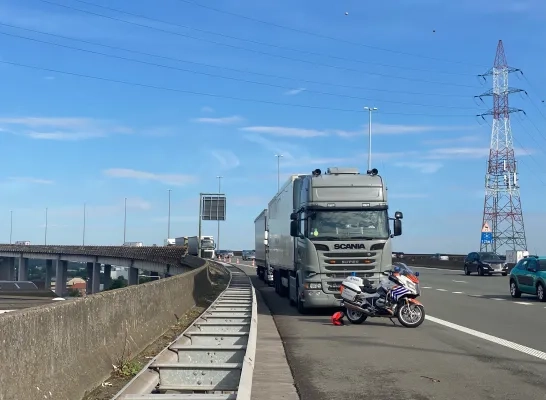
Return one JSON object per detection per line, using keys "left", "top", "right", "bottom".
{"left": 234, "top": 261, "right": 546, "bottom": 400}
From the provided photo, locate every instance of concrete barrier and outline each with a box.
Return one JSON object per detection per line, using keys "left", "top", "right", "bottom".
{"left": 0, "top": 262, "right": 215, "bottom": 400}
{"left": 393, "top": 255, "right": 464, "bottom": 270}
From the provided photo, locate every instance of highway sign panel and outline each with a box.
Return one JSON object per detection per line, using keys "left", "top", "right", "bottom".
{"left": 202, "top": 195, "right": 226, "bottom": 221}
{"left": 481, "top": 222, "right": 491, "bottom": 233}
{"left": 481, "top": 232, "right": 493, "bottom": 244}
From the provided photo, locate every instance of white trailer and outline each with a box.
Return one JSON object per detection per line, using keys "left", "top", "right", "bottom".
{"left": 188, "top": 236, "right": 216, "bottom": 258}
{"left": 506, "top": 250, "right": 529, "bottom": 264}
{"left": 164, "top": 238, "right": 176, "bottom": 246}
{"left": 254, "top": 209, "right": 272, "bottom": 284}
{"left": 14, "top": 241, "right": 30, "bottom": 245}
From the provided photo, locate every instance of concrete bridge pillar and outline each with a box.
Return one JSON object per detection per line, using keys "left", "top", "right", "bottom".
{"left": 44, "top": 260, "right": 53, "bottom": 291}
{"left": 92, "top": 262, "right": 101, "bottom": 294}
{"left": 55, "top": 260, "right": 67, "bottom": 297}
{"left": 128, "top": 267, "right": 139, "bottom": 286}
{"left": 6, "top": 258, "right": 15, "bottom": 280}
{"left": 17, "top": 256, "right": 28, "bottom": 281}
{"left": 0, "top": 259, "right": 9, "bottom": 280}
{"left": 86, "top": 262, "right": 93, "bottom": 294}
{"left": 104, "top": 264, "right": 112, "bottom": 290}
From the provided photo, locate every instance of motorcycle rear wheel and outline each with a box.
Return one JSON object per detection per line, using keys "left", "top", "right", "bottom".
{"left": 396, "top": 302, "right": 425, "bottom": 328}
{"left": 345, "top": 308, "right": 368, "bottom": 324}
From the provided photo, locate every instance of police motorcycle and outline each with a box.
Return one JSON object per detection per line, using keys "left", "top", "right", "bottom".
{"left": 339, "top": 263, "right": 425, "bottom": 328}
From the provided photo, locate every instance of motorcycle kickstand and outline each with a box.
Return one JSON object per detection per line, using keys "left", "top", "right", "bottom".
{"left": 389, "top": 318, "right": 396, "bottom": 326}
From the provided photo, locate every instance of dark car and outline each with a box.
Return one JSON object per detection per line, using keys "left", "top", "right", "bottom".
{"left": 464, "top": 251, "right": 508, "bottom": 276}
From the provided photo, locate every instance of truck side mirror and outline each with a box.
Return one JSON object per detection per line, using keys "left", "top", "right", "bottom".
{"left": 394, "top": 211, "right": 403, "bottom": 219}
{"left": 393, "top": 219, "right": 402, "bottom": 236}
{"left": 290, "top": 220, "right": 299, "bottom": 237}
{"left": 290, "top": 212, "right": 298, "bottom": 220}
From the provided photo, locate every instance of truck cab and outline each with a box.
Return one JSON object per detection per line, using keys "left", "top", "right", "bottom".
{"left": 286, "top": 167, "right": 403, "bottom": 313}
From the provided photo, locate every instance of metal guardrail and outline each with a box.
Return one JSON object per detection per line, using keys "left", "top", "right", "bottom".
{"left": 112, "top": 263, "right": 257, "bottom": 400}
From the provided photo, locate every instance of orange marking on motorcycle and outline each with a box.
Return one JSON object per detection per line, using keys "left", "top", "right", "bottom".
{"left": 408, "top": 298, "right": 422, "bottom": 305}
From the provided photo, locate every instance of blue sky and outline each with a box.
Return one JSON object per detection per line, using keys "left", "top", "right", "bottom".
{"left": 0, "top": 0, "right": 545, "bottom": 254}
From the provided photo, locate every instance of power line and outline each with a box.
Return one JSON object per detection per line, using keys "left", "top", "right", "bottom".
{"left": 0, "top": 30, "right": 478, "bottom": 111}
{"left": 0, "top": 21, "right": 472, "bottom": 99}
{"left": 38, "top": 0, "right": 479, "bottom": 89}
{"left": 72, "top": 0, "right": 472, "bottom": 77}
{"left": 176, "top": 0, "right": 488, "bottom": 69}
{"left": 0, "top": 58, "right": 474, "bottom": 117}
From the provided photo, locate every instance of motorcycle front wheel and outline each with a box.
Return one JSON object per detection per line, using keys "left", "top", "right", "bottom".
{"left": 396, "top": 302, "right": 425, "bottom": 328}
{"left": 345, "top": 308, "right": 368, "bottom": 324}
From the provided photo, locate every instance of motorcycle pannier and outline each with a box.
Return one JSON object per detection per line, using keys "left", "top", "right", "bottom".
{"left": 341, "top": 279, "right": 362, "bottom": 302}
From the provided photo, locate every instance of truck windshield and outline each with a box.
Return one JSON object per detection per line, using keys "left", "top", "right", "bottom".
{"left": 308, "top": 210, "right": 389, "bottom": 240}
{"left": 202, "top": 240, "right": 215, "bottom": 249}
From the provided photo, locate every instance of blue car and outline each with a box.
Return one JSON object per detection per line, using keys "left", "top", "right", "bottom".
{"left": 509, "top": 256, "right": 546, "bottom": 301}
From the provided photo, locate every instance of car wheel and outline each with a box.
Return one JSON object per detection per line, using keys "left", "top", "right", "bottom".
{"left": 478, "top": 266, "right": 484, "bottom": 276}
{"left": 502, "top": 272, "right": 507, "bottom": 276}
{"left": 537, "top": 283, "right": 546, "bottom": 302}
{"left": 464, "top": 265, "right": 470, "bottom": 276}
{"left": 510, "top": 279, "right": 522, "bottom": 298}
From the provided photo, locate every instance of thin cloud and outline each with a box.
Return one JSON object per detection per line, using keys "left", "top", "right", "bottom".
{"left": 210, "top": 150, "right": 241, "bottom": 169}
{"left": 241, "top": 126, "right": 328, "bottom": 138}
{"left": 103, "top": 168, "right": 197, "bottom": 186}
{"left": 389, "top": 193, "right": 429, "bottom": 199}
{"left": 422, "top": 135, "right": 480, "bottom": 146}
{"left": 201, "top": 106, "right": 214, "bottom": 113}
{"left": 7, "top": 176, "right": 54, "bottom": 184}
{"left": 284, "top": 88, "right": 306, "bottom": 96}
{"left": 0, "top": 116, "right": 133, "bottom": 140}
{"left": 424, "top": 146, "right": 534, "bottom": 160}
{"left": 393, "top": 162, "right": 443, "bottom": 174}
{"left": 240, "top": 123, "right": 468, "bottom": 139}
{"left": 192, "top": 115, "right": 245, "bottom": 125}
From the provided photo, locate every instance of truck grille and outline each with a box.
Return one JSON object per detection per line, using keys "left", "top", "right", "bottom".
{"left": 319, "top": 249, "right": 381, "bottom": 293}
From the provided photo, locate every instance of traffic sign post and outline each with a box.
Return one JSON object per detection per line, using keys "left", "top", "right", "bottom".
{"left": 481, "top": 222, "right": 493, "bottom": 246}
{"left": 198, "top": 193, "right": 227, "bottom": 258}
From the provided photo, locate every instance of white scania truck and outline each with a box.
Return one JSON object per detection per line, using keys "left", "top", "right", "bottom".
{"left": 254, "top": 167, "right": 403, "bottom": 314}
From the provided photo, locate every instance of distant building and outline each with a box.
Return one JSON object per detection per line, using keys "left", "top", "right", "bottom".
{"left": 67, "top": 277, "right": 86, "bottom": 296}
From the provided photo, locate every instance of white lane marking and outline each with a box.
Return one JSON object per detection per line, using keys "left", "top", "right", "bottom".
{"left": 422, "top": 286, "right": 432, "bottom": 289}
{"left": 452, "top": 280, "right": 467, "bottom": 283}
{"left": 0, "top": 310, "right": 14, "bottom": 314}
{"left": 426, "top": 315, "right": 546, "bottom": 361}
{"left": 436, "top": 288, "right": 447, "bottom": 292}
{"left": 468, "top": 294, "right": 482, "bottom": 297}
{"left": 452, "top": 291, "right": 464, "bottom": 294}
{"left": 514, "top": 301, "right": 533, "bottom": 305}
{"left": 412, "top": 266, "right": 461, "bottom": 272}
{"left": 490, "top": 298, "right": 505, "bottom": 301}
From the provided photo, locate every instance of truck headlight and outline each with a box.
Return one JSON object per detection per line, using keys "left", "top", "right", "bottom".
{"left": 304, "top": 282, "right": 321, "bottom": 290}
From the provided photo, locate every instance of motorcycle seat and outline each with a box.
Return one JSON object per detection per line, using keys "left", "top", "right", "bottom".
{"left": 361, "top": 286, "right": 377, "bottom": 294}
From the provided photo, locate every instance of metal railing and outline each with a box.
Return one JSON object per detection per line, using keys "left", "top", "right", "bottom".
{"left": 112, "top": 263, "right": 257, "bottom": 400}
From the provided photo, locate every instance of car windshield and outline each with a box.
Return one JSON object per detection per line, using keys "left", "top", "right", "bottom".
{"left": 479, "top": 252, "right": 500, "bottom": 260}
{"left": 308, "top": 210, "right": 389, "bottom": 240}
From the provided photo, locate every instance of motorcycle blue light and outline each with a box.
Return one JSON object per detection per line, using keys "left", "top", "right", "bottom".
{"left": 415, "top": 271, "right": 420, "bottom": 277}
{"left": 351, "top": 272, "right": 357, "bottom": 276}
{"left": 394, "top": 266, "right": 400, "bottom": 272}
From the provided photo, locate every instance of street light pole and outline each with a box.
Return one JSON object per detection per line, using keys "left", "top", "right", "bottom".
{"left": 83, "top": 203, "right": 86, "bottom": 246}
{"left": 167, "top": 189, "right": 172, "bottom": 239}
{"left": 9, "top": 210, "right": 12, "bottom": 244}
{"left": 274, "top": 154, "right": 283, "bottom": 191}
{"left": 364, "top": 106, "right": 378, "bottom": 171}
{"left": 123, "top": 197, "right": 127, "bottom": 244}
{"left": 44, "top": 207, "right": 48, "bottom": 245}
{"left": 216, "top": 176, "right": 222, "bottom": 252}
